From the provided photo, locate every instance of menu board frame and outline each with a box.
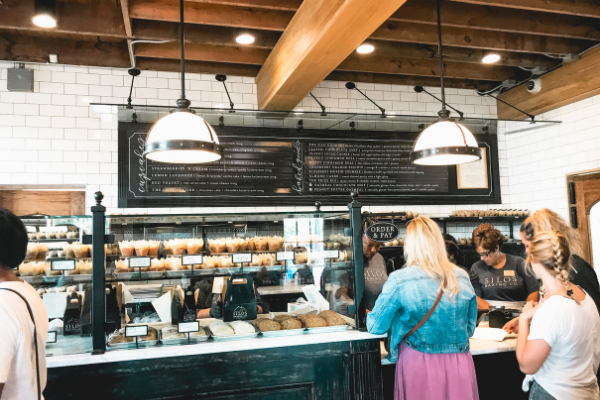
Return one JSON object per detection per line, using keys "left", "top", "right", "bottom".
{"left": 118, "top": 122, "right": 501, "bottom": 207}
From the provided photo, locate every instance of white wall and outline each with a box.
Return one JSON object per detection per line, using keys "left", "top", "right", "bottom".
{"left": 0, "top": 61, "right": 503, "bottom": 216}
{"left": 498, "top": 93, "right": 600, "bottom": 219}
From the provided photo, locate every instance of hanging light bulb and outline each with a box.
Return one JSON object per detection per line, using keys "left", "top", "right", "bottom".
{"left": 410, "top": 0, "right": 481, "bottom": 166}
{"left": 143, "top": 0, "right": 222, "bottom": 164}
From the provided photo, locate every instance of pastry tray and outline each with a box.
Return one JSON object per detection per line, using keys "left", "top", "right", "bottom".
{"left": 209, "top": 325, "right": 260, "bottom": 342}
{"left": 304, "top": 325, "right": 350, "bottom": 334}
{"left": 106, "top": 339, "right": 159, "bottom": 350}
{"left": 259, "top": 327, "right": 306, "bottom": 338}
{"left": 160, "top": 327, "right": 211, "bottom": 345}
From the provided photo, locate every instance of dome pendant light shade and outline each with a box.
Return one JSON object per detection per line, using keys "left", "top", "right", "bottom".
{"left": 411, "top": 111, "right": 482, "bottom": 166}
{"left": 410, "top": 0, "right": 482, "bottom": 166}
{"left": 143, "top": 109, "right": 222, "bottom": 164}
{"left": 143, "top": 0, "right": 222, "bottom": 164}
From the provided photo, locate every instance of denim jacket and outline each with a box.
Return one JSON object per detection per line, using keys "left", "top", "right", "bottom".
{"left": 367, "top": 265, "right": 477, "bottom": 363}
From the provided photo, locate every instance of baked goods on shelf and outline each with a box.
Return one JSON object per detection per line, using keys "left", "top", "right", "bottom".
{"left": 300, "top": 315, "right": 327, "bottom": 328}
{"left": 118, "top": 241, "right": 134, "bottom": 257}
{"left": 209, "top": 321, "right": 235, "bottom": 336}
{"left": 383, "top": 238, "right": 404, "bottom": 247}
{"left": 134, "top": 240, "right": 149, "bottom": 256}
{"left": 280, "top": 318, "right": 302, "bottom": 330}
{"left": 230, "top": 321, "right": 256, "bottom": 334}
{"left": 452, "top": 209, "right": 529, "bottom": 217}
{"left": 107, "top": 327, "right": 157, "bottom": 345}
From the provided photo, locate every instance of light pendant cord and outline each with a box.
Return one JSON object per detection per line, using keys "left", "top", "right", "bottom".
{"left": 178, "top": 0, "right": 189, "bottom": 107}
{"left": 436, "top": 0, "right": 446, "bottom": 111}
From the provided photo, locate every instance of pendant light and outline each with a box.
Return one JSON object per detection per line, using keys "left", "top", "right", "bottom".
{"left": 143, "top": 0, "right": 222, "bottom": 164}
{"left": 410, "top": 0, "right": 482, "bottom": 166}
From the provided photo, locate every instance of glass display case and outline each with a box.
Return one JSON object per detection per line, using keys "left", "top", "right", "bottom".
{"left": 19, "top": 206, "right": 365, "bottom": 355}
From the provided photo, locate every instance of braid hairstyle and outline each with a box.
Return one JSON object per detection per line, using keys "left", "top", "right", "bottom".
{"left": 526, "top": 230, "right": 572, "bottom": 298}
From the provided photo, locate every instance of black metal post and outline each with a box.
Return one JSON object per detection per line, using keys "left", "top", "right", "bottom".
{"left": 348, "top": 192, "right": 366, "bottom": 330}
{"left": 91, "top": 192, "right": 107, "bottom": 355}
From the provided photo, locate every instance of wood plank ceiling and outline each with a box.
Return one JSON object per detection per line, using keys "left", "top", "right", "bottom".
{"left": 0, "top": 0, "right": 599, "bottom": 109}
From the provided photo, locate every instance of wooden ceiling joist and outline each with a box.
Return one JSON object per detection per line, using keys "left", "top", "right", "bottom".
{"left": 136, "top": 41, "right": 519, "bottom": 81}
{"left": 372, "top": 21, "right": 595, "bottom": 55}
{"left": 0, "top": 0, "right": 125, "bottom": 38}
{"left": 497, "top": 44, "right": 600, "bottom": 120}
{"left": 392, "top": 0, "right": 600, "bottom": 40}
{"left": 185, "top": 0, "right": 302, "bottom": 11}
{"left": 129, "top": 0, "right": 294, "bottom": 31}
{"left": 255, "top": 0, "right": 408, "bottom": 110}
{"left": 449, "top": 0, "right": 600, "bottom": 19}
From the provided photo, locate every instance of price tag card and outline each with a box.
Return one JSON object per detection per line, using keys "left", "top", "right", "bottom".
{"left": 125, "top": 325, "right": 148, "bottom": 337}
{"left": 129, "top": 257, "right": 151, "bottom": 268}
{"left": 177, "top": 321, "right": 200, "bottom": 334}
{"left": 232, "top": 253, "right": 252, "bottom": 263}
{"left": 276, "top": 251, "right": 294, "bottom": 261}
{"left": 46, "top": 331, "right": 58, "bottom": 344}
{"left": 51, "top": 260, "right": 76, "bottom": 271}
{"left": 323, "top": 250, "right": 340, "bottom": 259}
{"left": 181, "top": 255, "right": 203, "bottom": 266}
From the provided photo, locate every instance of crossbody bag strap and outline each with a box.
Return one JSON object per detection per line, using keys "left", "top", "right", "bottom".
{"left": 0, "top": 288, "right": 41, "bottom": 400}
{"left": 403, "top": 278, "right": 448, "bottom": 341}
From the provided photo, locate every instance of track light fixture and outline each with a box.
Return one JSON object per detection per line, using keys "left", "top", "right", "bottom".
{"left": 345, "top": 82, "right": 386, "bottom": 118}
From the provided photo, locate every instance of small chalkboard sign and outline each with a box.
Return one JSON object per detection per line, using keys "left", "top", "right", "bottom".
{"left": 181, "top": 255, "right": 203, "bottom": 266}
{"left": 178, "top": 321, "right": 200, "bottom": 334}
{"left": 125, "top": 325, "right": 148, "bottom": 337}
{"left": 232, "top": 253, "right": 252, "bottom": 264}
{"left": 46, "top": 331, "right": 58, "bottom": 344}
{"left": 323, "top": 250, "right": 340, "bottom": 259}
{"left": 365, "top": 222, "right": 400, "bottom": 243}
{"left": 129, "top": 257, "right": 151, "bottom": 268}
{"left": 276, "top": 252, "right": 294, "bottom": 261}
{"left": 51, "top": 260, "right": 76, "bottom": 271}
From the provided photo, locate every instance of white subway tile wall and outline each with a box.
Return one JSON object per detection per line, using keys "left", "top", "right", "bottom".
{"left": 498, "top": 93, "right": 600, "bottom": 220}
{"left": 0, "top": 61, "right": 511, "bottom": 216}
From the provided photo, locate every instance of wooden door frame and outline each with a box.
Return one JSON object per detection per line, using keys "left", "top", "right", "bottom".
{"left": 566, "top": 168, "right": 600, "bottom": 265}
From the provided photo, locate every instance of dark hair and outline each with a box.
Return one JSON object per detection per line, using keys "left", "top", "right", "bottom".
{"left": 443, "top": 234, "right": 460, "bottom": 263}
{"left": 520, "top": 218, "right": 535, "bottom": 242}
{"left": 472, "top": 223, "right": 504, "bottom": 251}
{"left": 0, "top": 208, "right": 28, "bottom": 269}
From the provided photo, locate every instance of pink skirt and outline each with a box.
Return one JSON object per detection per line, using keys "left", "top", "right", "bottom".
{"left": 395, "top": 341, "right": 479, "bottom": 400}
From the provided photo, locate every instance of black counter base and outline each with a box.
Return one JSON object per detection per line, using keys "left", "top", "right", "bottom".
{"left": 46, "top": 339, "right": 383, "bottom": 400}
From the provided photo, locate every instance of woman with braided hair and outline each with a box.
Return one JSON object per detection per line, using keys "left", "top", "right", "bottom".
{"left": 516, "top": 231, "right": 600, "bottom": 400}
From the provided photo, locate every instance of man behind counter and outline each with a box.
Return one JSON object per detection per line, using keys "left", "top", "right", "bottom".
{"left": 337, "top": 234, "right": 388, "bottom": 312}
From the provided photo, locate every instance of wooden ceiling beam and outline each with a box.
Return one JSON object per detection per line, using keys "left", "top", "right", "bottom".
{"left": 256, "top": 0, "right": 408, "bottom": 110}
{"left": 372, "top": 21, "right": 595, "bottom": 55}
{"left": 391, "top": 0, "right": 600, "bottom": 40}
{"left": 135, "top": 42, "right": 270, "bottom": 65}
{"left": 129, "top": 0, "right": 294, "bottom": 31}
{"left": 0, "top": 0, "right": 125, "bottom": 38}
{"left": 448, "top": 0, "right": 600, "bottom": 18}
{"left": 184, "top": 0, "right": 302, "bottom": 11}
{"left": 0, "top": 33, "right": 129, "bottom": 67}
{"left": 136, "top": 57, "right": 261, "bottom": 77}
{"left": 497, "top": 45, "right": 600, "bottom": 120}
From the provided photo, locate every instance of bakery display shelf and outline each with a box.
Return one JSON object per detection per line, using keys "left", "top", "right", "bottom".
{"left": 256, "top": 285, "right": 305, "bottom": 295}
{"left": 259, "top": 327, "right": 306, "bottom": 338}
{"left": 209, "top": 327, "right": 260, "bottom": 342}
{"left": 367, "top": 214, "right": 526, "bottom": 222}
{"left": 160, "top": 327, "right": 211, "bottom": 346}
{"left": 106, "top": 339, "right": 159, "bottom": 350}
{"left": 32, "top": 238, "right": 79, "bottom": 243}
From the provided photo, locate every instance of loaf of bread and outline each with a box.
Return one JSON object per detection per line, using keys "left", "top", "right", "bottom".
{"left": 280, "top": 318, "right": 302, "bottom": 330}
{"left": 257, "top": 319, "right": 281, "bottom": 331}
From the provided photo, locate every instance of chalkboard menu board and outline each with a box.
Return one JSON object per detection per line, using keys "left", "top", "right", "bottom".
{"left": 119, "top": 123, "right": 500, "bottom": 208}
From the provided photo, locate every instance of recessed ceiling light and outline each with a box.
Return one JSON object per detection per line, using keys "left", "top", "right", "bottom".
{"left": 33, "top": 14, "right": 56, "bottom": 28}
{"left": 236, "top": 34, "right": 255, "bottom": 45}
{"left": 356, "top": 44, "right": 374, "bottom": 54}
{"left": 482, "top": 54, "right": 501, "bottom": 64}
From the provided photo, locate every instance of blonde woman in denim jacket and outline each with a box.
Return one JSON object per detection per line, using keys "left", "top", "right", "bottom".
{"left": 367, "top": 216, "right": 479, "bottom": 400}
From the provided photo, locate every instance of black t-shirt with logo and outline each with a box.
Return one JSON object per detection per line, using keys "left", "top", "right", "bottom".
{"left": 469, "top": 254, "right": 539, "bottom": 301}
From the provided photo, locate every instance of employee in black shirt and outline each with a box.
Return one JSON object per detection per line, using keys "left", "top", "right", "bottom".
{"left": 520, "top": 209, "right": 600, "bottom": 312}
{"left": 469, "top": 224, "right": 539, "bottom": 309}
